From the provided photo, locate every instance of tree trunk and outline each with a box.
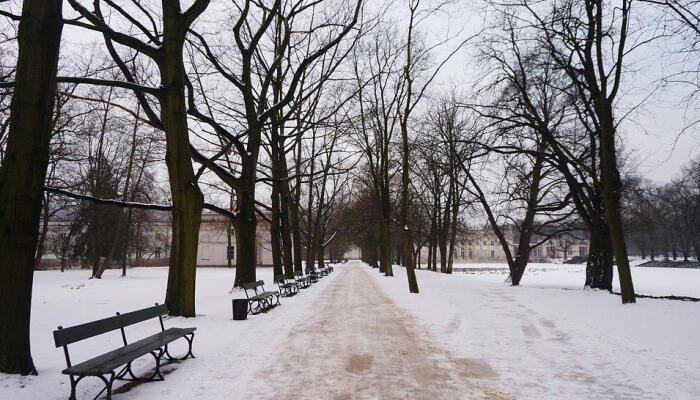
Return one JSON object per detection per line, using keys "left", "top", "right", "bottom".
{"left": 270, "top": 119, "right": 283, "bottom": 278}
{"left": 290, "top": 191, "right": 303, "bottom": 273}
{"left": 427, "top": 243, "right": 433, "bottom": 271}
{"left": 0, "top": 0, "right": 63, "bottom": 375}
{"left": 90, "top": 88, "right": 112, "bottom": 278}
{"left": 316, "top": 235, "right": 325, "bottom": 269}
{"left": 585, "top": 216, "right": 614, "bottom": 290}
{"left": 380, "top": 219, "right": 392, "bottom": 275}
{"left": 510, "top": 152, "right": 545, "bottom": 285}
{"left": 304, "top": 131, "right": 317, "bottom": 272}
{"left": 96, "top": 106, "right": 140, "bottom": 279}
{"left": 399, "top": 122, "right": 418, "bottom": 291}
{"left": 439, "top": 184, "right": 452, "bottom": 273}
{"left": 447, "top": 191, "right": 459, "bottom": 275}
{"left": 598, "top": 107, "right": 635, "bottom": 303}
{"left": 291, "top": 134, "right": 304, "bottom": 273}
{"left": 367, "top": 241, "right": 378, "bottom": 268}
{"left": 161, "top": 4, "right": 204, "bottom": 317}
{"left": 234, "top": 182, "right": 257, "bottom": 286}
{"left": 279, "top": 171, "right": 295, "bottom": 278}
{"left": 313, "top": 168, "right": 328, "bottom": 270}
{"left": 270, "top": 182, "right": 284, "bottom": 278}
{"left": 34, "top": 194, "right": 50, "bottom": 267}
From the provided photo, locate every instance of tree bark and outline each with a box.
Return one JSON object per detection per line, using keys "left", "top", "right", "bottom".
{"left": 291, "top": 124, "right": 305, "bottom": 273}
{"left": 279, "top": 169, "right": 295, "bottom": 278}
{"left": 511, "top": 152, "right": 545, "bottom": 286}
{"left": 0, "top": 0, "right": 63, "bottom": 375}
{"left": 234, "top": 175, "right": 258, "bottom": 286}
{"left": 34, "top": 194, "right": 50, "bottom": 268}
{"left": 270, "top": 171, "right": 284, "bottom": 278}
{"left": 305, "top": 129, "right": 317, "bottom": 271}
{"left": 399, "top": 121, "right": 418, "bottom": 289}
{"left": 161, "top": 2, "right": 204, "bottom": 317}
{"left": 598, "top": 107, "right": 635, "bottom": 302}
{"left": 585, "top": 213, "right": 614, "bottom": 290}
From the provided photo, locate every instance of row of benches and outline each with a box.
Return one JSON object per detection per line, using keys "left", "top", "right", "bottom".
{"left": 241, "top": 266, "right": 334, "bottom": 315}
{"left": 51, "top": 266, "right": 335, "bottom": 400}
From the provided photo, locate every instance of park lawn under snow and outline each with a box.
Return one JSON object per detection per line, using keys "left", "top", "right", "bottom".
{"left": 0, "top": 266, "right": 339, "bottom": 400}
{"left": 1, "top": 262, "right": 699, "bottom": 399}
{"left": 370, "top": 263, "right": 700, "bottom": 399}
{"left": 451, "top": 260, "right": 700, "bottom": 298}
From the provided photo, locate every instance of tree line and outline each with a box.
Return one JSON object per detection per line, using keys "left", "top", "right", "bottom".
{"left": 0, "top": 0, "right": 364, "bottom": 375}
{"left": 0, "top": 0, "right": 697, "bottom": 376}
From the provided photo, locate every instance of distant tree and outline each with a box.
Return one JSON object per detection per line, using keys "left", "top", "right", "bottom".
{"left": 348, "top": 25, "right": 405, "bottom": 277}
{"left": 624, "top": 157, "right": 700, "bottom": 261}
{"left": 72, "top": 152, "right": 124, "bottom": 276}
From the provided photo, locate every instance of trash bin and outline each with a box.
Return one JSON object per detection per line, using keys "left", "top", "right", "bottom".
{"left": 232, "top": 299, "right": 248, "bottom": 320}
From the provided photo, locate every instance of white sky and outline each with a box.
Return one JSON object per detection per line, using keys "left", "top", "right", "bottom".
{"left": 52, "top": 0, "right": 700, "bottom": 183}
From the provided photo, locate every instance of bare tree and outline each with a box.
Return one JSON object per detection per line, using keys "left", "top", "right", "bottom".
{"left": 185, "top": 0, "right": 363, "bottom": 286}
{"left": 0, "top": 0, "right": 63, "bottom": 376}
{"left": 66, "top": 0, "right": 211, "bottom": 316}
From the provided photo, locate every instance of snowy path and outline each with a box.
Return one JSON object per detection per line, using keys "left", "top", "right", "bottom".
{"left": 241, "top": 262, "right": 513, "bottom": 399}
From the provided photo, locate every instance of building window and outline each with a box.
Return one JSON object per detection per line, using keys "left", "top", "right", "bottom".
{"left": 468, "top": 249, "right": 473, "bottom": 258}
{"left": 490, "top": 250, "right": 495, "bottom": 258}
{"left": 490, "top": 240, "right": 495, "bottom": 245}
{"left": 461, "top": 249, "right": 465, "bottom": 258}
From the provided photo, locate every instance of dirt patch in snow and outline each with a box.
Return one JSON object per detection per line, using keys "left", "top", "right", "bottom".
{"left": 243, "top": 262, "right": 514, "bottom": 399}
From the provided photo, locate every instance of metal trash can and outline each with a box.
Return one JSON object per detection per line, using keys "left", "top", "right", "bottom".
{"left": 232, "top": 299, "right": 248, "bottom": 320}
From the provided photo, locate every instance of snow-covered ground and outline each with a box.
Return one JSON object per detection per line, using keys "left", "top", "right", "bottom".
{"left": 1, "top": 262, "right": 699, "bottom": 399}
{"left": 0, "top": 267, "right": 339, "bottom": 400}
{"left": 372, "top": 263, "right": 700, "bottom": 399}
{"left": 450, "top": 260, "right": 700, "bottom": 298}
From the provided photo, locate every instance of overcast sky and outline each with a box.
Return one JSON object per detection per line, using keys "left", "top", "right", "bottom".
{"left": 52, "top": 0, "right": 700, "bottom": 183}
{"left": 423, "top": 1, "right": 699, "bottom": 183}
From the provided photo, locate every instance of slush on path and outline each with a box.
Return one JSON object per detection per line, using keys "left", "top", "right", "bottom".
{"left": 244, "top": 261, "right": 513, "bottom": 399}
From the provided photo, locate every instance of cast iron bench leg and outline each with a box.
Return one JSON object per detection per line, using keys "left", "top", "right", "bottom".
{"left": 164, "top": 333, "right": 196, "bottom": 360}
{"left": 117, "top": 349, "right": 164, "bottom": 381}
{"left": 85, "top": 372, "right": 116, "bottom": 400}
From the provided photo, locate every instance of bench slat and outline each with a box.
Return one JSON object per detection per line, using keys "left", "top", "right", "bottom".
{"left": 63, "top": 327, "right": 196, "bottom": 376}
{"left": 54, "top": 304, "right": 169, "bottom": 347}
{"left": 242, "top": 280, "right": 265, "bottom": 290}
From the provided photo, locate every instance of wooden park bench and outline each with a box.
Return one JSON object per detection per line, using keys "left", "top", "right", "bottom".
{"left": 275, "top": 275, "right": 299, "bottom": 297}
{"left": 306, "top": 269, "right": 320, "bottom": 283}
{"left": 242, "top": 280, "right": 280, "bottom": 314}
{"left": 293, "top": 270, "right": 311, "bottom": 289}
{"left": 53, "top": 303, "right": 196, "bottom": 400}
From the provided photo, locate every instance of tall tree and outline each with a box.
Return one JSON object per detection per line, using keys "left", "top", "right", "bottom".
{"left": 534, "top": 0, "right": 637, "bottom": 302}
{"left": 67, "top": 0, "right": 211, "bottom": 315}
{"left": 0, "top": 0, "right": 63, "bottom": 375}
